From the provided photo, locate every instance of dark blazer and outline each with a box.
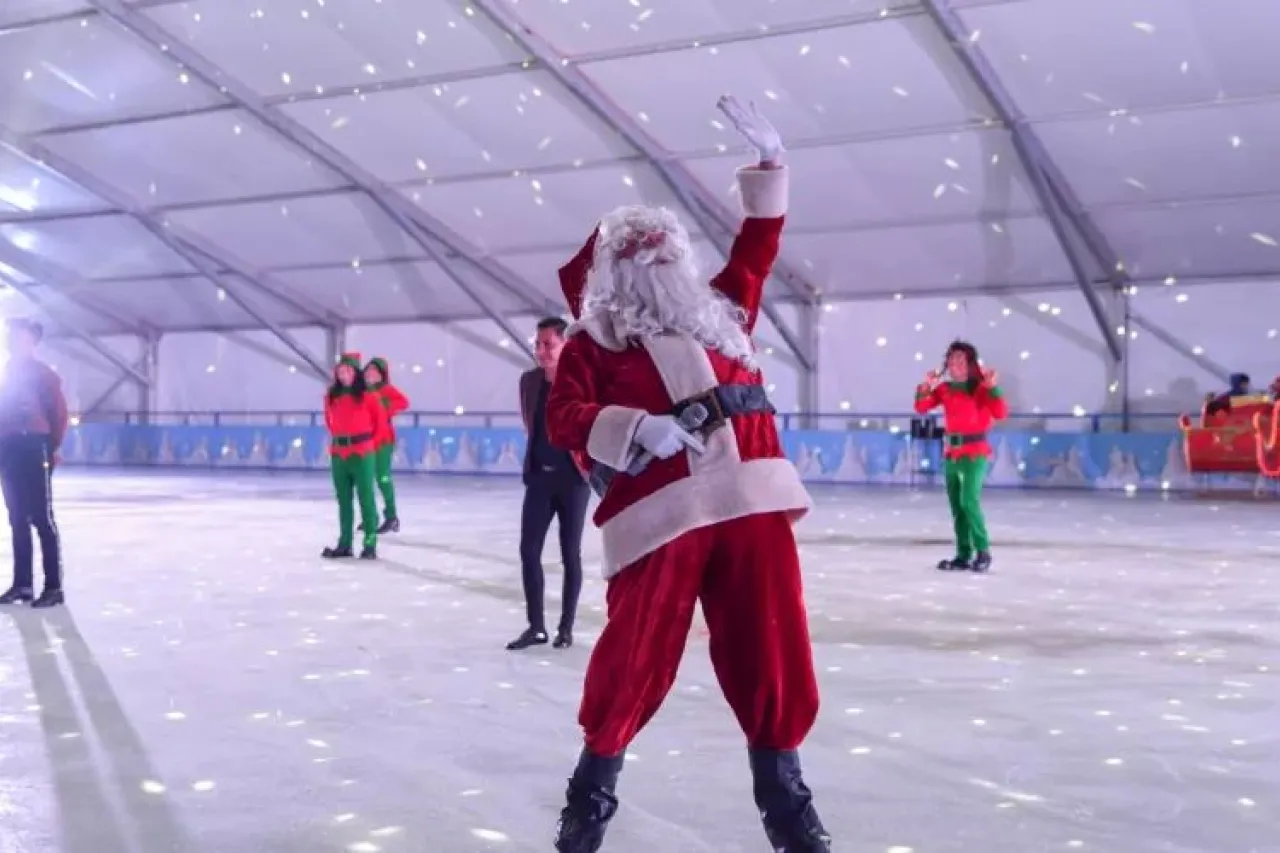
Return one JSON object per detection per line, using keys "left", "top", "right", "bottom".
{"left": 520, "top": 368, "right": 588, "bottom": 483}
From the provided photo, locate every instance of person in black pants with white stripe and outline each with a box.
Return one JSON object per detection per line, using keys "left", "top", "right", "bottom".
{"left": 506, "top": 317, "right": 591, "bottom": 651}
{"left": 0, "top": 318, "right": 68, "bottom": 609}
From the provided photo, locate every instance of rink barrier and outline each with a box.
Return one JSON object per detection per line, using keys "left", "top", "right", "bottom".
{"left": 56, "top": 421, "right": 1277, "bottom": 493}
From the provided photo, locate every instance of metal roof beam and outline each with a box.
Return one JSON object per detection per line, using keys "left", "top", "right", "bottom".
{"left": 86, "top": 0, "right": 558, "bottom": 338}
{"left": 79, "top": 350, "right": 154, "bottom": 416}
{"left": 0, "top": 130, "right": 344, "bottom": 337}
{"left": 922, "top": 0, "right": 1123, "bottom": 363}
{"left": 1128, "top": 311, "right": 1231, "bottom": 383}
{"left": 0, "top": 242, "right": 154, "bottom": 335}
{"left": 0, "top": 273, "right": 150, "bottom": 385}
{"left": 468, "top": 0, "right": 818, "bottom": 371}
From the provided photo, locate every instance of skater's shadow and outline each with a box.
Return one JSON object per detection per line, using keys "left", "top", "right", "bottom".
{"left": 375, "top": 554, "right": 527, "bottom": 605}
{"left": 8, "top": 609, "right": 192, "bottom": 853}
{"left": 391, "top": 535, "right": 515, "bottom": 568}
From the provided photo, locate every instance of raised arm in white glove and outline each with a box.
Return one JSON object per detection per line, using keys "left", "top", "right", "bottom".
{"left": 632, "top": 414, "right": 705, "bottom": 461}
{"left": 717, "top": 94, "right": 784, "bottom": 164}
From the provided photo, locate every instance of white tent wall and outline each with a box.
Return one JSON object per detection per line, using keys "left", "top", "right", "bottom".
{"left": 42, "top": 334, "right": 143, "bottom": 414}
{"left": 147, "top": 319, "right": 541, "bottom": 415}
{"left": 154, "top": 327, "right": 330, "bottom": 413}
{"left": 1127, "top": 279, "right": 1278, "bottom": 414}
{"left": 0, "top": 0, "right": 1278, "bottom": 432}
{"left": 46, "top": 274, "right": 1266, "bottom": 424}
{"left": 345, "top": 319, "right": 536, "bottom": 418}
{"left": 767, "top": 278, "right": 1275, "bottom": 424}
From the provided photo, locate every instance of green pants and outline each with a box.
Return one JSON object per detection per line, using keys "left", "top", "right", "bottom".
{"left": 944, "top": 455, "right": 989, "bottom": 559}
{"left": 374, "top": 443, "right": 397, "bottom": 521}
{"left": 331, "top": 452, "right": 377, "bottom": 549}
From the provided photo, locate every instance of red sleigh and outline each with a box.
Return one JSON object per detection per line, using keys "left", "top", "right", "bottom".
{"left": 1253, "top": 400, "right": 1280, "bottom": 477}
{"left": 1178, "top": 395, "right": 1280, "bottom": 477}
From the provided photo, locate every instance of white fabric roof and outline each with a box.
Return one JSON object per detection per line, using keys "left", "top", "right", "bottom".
{"left": 1, "top": 0, "right": 1277, "bottom": 342}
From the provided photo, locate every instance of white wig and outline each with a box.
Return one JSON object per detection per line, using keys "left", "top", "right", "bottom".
{"left": 580, "top": 204, "right": 757, "bottom": 369}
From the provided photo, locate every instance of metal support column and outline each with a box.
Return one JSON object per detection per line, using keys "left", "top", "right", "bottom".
{"left": 78, "top": 351, "right": 153, "bottom": 418}
{"left": 796, "top": 302, "right": 822, "bottom": 427}
{"left": 86, "top": 0, "right": 558, "bottom": 347}
{"left": 468, "top": 0, "right": 819, "bottom": 378}
{"left": 922, "top": 0, "right": 1122, "bottom": 364}
{"left": 142, "top": 331, "right": 161, "bottom": 420}
{"left": 325, "top": 326, "right": 348, "bottom": 368}
{"left": 1101, "top": 288, "right": 1133, "bottom": 432}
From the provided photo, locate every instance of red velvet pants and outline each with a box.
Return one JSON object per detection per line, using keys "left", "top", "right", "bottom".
{"left": 578, "top": 511, "right": 820, "bottom": 757}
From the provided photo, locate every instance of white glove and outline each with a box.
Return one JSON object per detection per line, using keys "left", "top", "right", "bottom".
{"left": 717, "top": 94, "right": 784, "bottom": 162}
{"left": 632, "top": 414, "right": 705, "bottom": 460}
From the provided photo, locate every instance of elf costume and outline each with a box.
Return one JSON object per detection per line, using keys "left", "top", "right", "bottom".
{"left": 363, "top": 357, "right": 409, "bottom": 534}
{"left": 913, "top": 340, "right": 1008, "bottom": 573}
{"left": 322, "top": 352, "right": 383, "bottom": 560}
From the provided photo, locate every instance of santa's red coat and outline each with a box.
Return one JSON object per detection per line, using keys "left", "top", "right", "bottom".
{"left": 546, "top": 165, "right": 811, "bottom": 577}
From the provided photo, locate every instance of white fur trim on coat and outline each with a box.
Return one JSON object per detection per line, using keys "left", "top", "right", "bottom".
{"left": 737, "top": 165, "right": 789, "bottom": 219}
{"left": 568, "top": 314, "right": 627, "bottom": 352}
{"left": 587, "top": 405, "right": 647, "bottom": 471}
{"left": 600, "top": 457, "right": 812, "bottom": 578}
{"left": 640, "top": 335, "right": 741, "bottom": 477}
{"left": 594, "top": 332, "right": 810, "bottom": 577}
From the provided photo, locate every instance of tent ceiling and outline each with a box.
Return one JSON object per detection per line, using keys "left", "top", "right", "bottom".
{"left": 0, "top": 0, "right": 1277, "bottom": 340}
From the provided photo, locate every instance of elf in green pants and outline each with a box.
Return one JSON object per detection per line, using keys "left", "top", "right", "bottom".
{"left": 913, "top": 340, "right": 1009, "bottom": 573}
{"left": 322, "top": 352, "right": 384, "bottom": 560}
{"left": 362, "top": 357, "right": 410, "bottom": 534}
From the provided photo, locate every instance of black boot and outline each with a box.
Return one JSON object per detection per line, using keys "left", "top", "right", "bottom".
{"left": 322, "top": 545, "right": 354, "bottom": 559}
{"left": 749, "top": 749, "right": 831, "bottom": 853}
{"left": 554, "top": 749, "right": 624, "bottom": 853}
{"left": 505, "top": 627, "right": 548, "bottom": 651}
{"left": 971, "top": 551, "right": 992, "bottom": 573}
{"left": 0, "top": 586, "right": 34, "bottom": 605}
{"left": 553, "top": 627, "right": 574, "bottom": 649}
{"left": 32, "top": 588, "right": 64, "bottom": 609}
{"left": 359, "top": 545, "right": 377, "bottom": 560}
{"left": 936, "top": 556, "right": 971, "bottom": 571}
{"left": 376, "top": 517, "right": 400, "bottom": 534}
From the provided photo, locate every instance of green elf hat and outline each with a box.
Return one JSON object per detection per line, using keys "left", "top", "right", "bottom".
{"left": 336, "top": 351, "right": 363, "bottom": 372}
{"left": 366, "top": 353, "right": 389, "bottom": 386}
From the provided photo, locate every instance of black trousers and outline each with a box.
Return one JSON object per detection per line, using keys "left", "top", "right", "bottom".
{"left": 519, "top": 472, "right": 589, "bottom": 633}
{"left": 0, "top": 434, "right": 62, "bottom": 591}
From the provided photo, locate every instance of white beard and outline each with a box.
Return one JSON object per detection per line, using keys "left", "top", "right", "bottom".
{"left": 580, "top": 207, "right": 758, "bottom": 370}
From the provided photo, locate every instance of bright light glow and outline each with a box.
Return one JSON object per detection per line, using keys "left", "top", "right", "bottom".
{"left": 0, "top": 186, "right": 38, "bottom": 211}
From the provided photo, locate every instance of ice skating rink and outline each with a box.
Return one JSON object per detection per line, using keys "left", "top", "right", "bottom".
{"left": 0, "top": 470, "right": 1275, "bottom": 853}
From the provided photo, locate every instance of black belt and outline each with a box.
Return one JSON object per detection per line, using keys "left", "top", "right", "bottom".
{"left": 332, "top": 432, "right": 373, "bottom": 447}
{"left": 945, "top": 432, "right": 987, "bottom": 447}
{"left": 588, "top": 384, "right": 776, "bottom": 498}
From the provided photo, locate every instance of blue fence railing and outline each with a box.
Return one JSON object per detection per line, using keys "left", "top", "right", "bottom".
{"left": 82, "top": 409, "right": 1183, "bottom": 434}
{"left": 58, "top": 409, "right": 1272, "bottom": 494}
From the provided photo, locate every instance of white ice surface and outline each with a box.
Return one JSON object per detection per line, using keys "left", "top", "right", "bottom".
{"left": 0, "top": 471, "right": 1277, "bottom": 853}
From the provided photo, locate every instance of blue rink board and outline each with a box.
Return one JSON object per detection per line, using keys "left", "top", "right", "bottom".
{"left": 57, "top": 423, "right": 1278, "bottom": 494}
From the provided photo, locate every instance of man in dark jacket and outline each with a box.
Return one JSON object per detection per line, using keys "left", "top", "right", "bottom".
{"left": 506, "top": 317, "right": 591, "bottom": 651}
{"left": 0, "top": 318, "right": 68, "bottom": 608}
{"left": 1205, "top": 373, "right": 1253, "bottom": 417}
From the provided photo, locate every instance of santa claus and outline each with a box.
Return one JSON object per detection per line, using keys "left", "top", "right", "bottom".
{"left": 545, "top": 96, "right": 829, "bottom": 852}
